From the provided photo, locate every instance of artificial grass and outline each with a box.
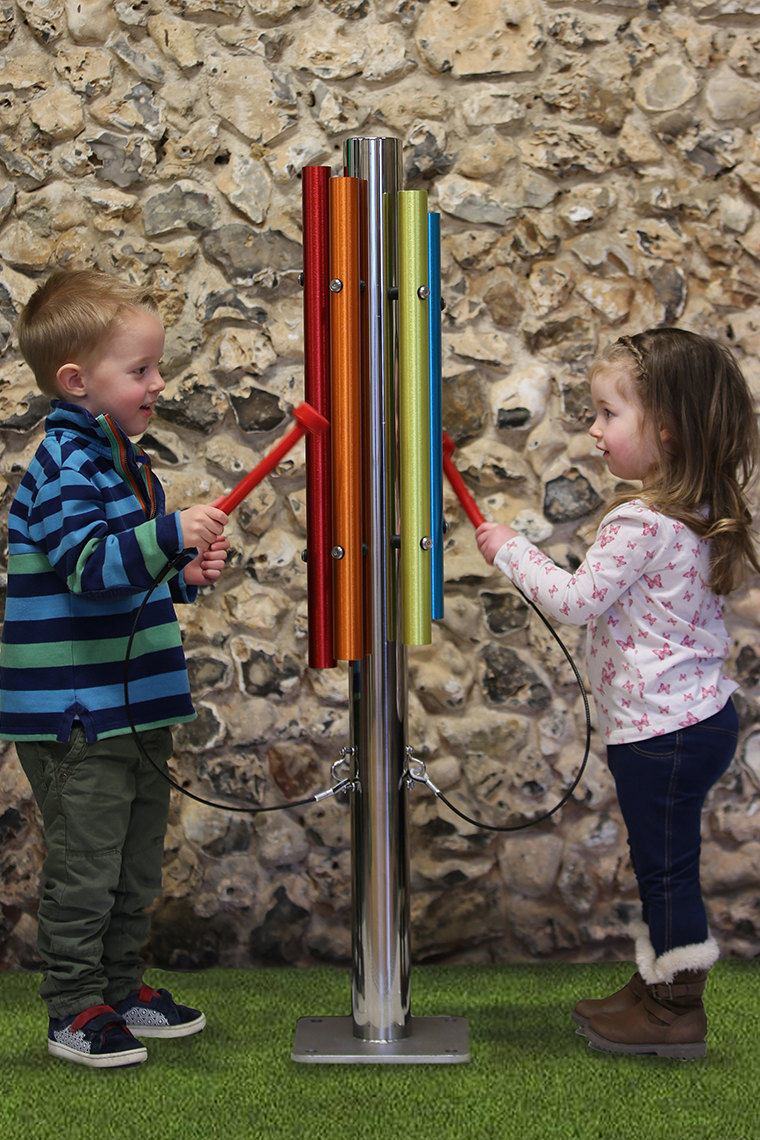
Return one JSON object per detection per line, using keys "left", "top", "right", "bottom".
{"left": 1, "top": 961, "right": 758, "bottom": 1140}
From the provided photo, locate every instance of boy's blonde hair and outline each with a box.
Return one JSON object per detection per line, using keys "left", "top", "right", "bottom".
{"left": 17, "top": 268, "right": 159, "bottom": 397}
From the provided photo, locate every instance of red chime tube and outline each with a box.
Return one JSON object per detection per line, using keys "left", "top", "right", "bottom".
{"left": 303, "top": 166, "right": 335, "bottom": 669}
{"left": 329, "top": 176, "right": 363, "bottom": 662}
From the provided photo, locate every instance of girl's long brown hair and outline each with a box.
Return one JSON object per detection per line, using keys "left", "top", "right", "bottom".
{"left": 595, "top": 328, "right": 760, "bottom": 596}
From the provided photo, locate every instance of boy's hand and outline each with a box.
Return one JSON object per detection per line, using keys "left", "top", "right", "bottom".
{"left": 476, "top": 521, "right": 518, "bottom": 565}
{"left": 179, "top": 504, "right": 228, "bottom": 550}
{"left": 183, "top": 537, "right": 230, "bottom": 586}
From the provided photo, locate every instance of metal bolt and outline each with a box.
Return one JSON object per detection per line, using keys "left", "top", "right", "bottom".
{"left": 331, "top": 545, "right": 345, "bottom": 560}
{"left": 301, "top": 548, "right": 308, "bottom": 563}
{"left": 329, "top": 278, "right": 343, "bottom": 293}
{"left": 417, "top": 286, "right": 430, "bottom": 299}
{"left": 420, "top": 536, "right": 433, "bottom": 551}
{"left": 298, "top": 272, "right": 304, "bottom": 287}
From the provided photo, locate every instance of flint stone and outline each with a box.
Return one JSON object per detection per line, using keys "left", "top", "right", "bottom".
{"left": 264, "top": 128, "right": 332, "bottom": 183}
{"left": 568, "top": 233, "right": 636, "bottom": 276}
{"left": 268, "top": 741, "right": 322, "bottom": 800}
{"left": 174, "top": 701, "right": 225, "bottom": 752}
{"left": 0, "top": 180, "right": 13, "bottom": 226}
{"left": 362, "top": 21, "right": 412, "bottom": 81}
{"left": 437, "top": 174, "right": 510, "bottom": 226}
{"left": 301, "top": 798, "right": 350, "bottom": 849}
{"left": 247, "top": 527, "right": 306, "bottom": 588}
{"left": 250, "top": 885, "right": 309, "bottom": 963}
{"left": 507, "top": 895, "right": 579, "bottom": 956}
{"left": 184, "top": 651, "right": 233, "bottom": 695}
{"left": 169, "top": 0, "right": 244, "bottom": 12}
{"left": 17, "top": 182, "right": 87, "bottom": 234}
{"left": 321, "top": 0, "right": 368, "bottom": 17}
{"left": 404, "top": 120, "right": 452, "bottom": 182}
{"left": 556, "top": 184, "right": 617, "bottom": 232}
{"left": 86, "top": 131, "right": 150, "bottom": 188}
{"left": 286, "top": 17, "right": 365, "bottom": 79}
{"left": 543, "top": 470, "right": 601, "bottom": 523}
{"left": 442, "top": 369, "right": 489, "bottom": 443}
{"left": 481, "top": 643, "right": 551, "bottom": 710}
{"left": 202, "top": 225, "right": 301, "bottom": 288}
{"left": 214, "top": 328, "right": 276, "bottom": 379}
{"left": 490, "top": 364, "right": 552, "bottom": 431}
{"left": 307, "top": 849, "right": 351, "bottom": 909}
{"left": 216, "top": 155, "right": 272, "bottom": 225}
{"left": 0, "top": 143, "right": 48, "bottom": 189}
{"left": 416, "top": 0, "right": 543, "bottom": 78}
{"left": 541, "top": 53, "right": 633, "bottom": 132}
{"left": 306, "top": 912, "right": 351, "bottom": 963}
{"left": 311, "top": 83, "right": 369, "bottom": 137}
{"left": 461, "top": 85, "right": 524, "bottom": 128}
{"left": 143, "top": 182, "right": 218, "bottom": 236}
{"left": 156, "top": 372, "right": 227, "bottom": 434}
{"left": 147, "top": 13, "right": 201, "bottom": 69}
{"left": 721, "top": 195, "right": 754, "bottom": 235}
{"left": 0, "top": 4, "right": 13, "bottom": 46}
{"left": 445, "top": 327, "right": 512, "bottom": 367}
{"left": 482, "top": 273, "right": 524, "bottom": 328}
{"left": 636, "top": 57, "right": 699, "bottom": 112}
{"left": 228, "top": 384, "right": 285, "bottom": 433}
{"left": 54, "top": 45, "right": 114, "bottom": 96}
{"left": 519, "top": 123, "right": 618, "bottom": 177}
{"left": 576, "top": 276, "right": 635, "bottom": 325}
{"left": 648, "top": 263, "right": 687, "bottom": 324}
{"left": 108, "top": 32, "right": 164, "bottom": 84}
{"left": 207, "top": 54, "right": 297, "bottom": 144}
{"left": 233, "top": 640, "right": 302, "bottom": 700}
{"left": 457, "top": 127, "right": 516, "bottom": 179}
{"left": 617, "top": 117, "right": 663, "bottom": 164}
{"left": 224, "top": 579, "right": 288, "bottom": 631}
{"left": 0, "top": 221, "right": 53, "bottom": 272}
{"left": 500, "top": 833, "right": 564, "bottom": 898}
{"left": 202, "top": 290, "right": 267, "bottom": 327}
{"left": 412, "top": 878, "right": 505, "bottom": 959}
{"left": 247, "top": 0, "right": 312, "bottom": 14}
{"left": 706, "top": 65, "right": 760, "bottom": 122}
{"left": 528, "top": 263, "right": 574, "bottom": 317}
{"left": 480, "top": 591, "right": 529, "bottom": 635}
{"left": 411, "top": 643, "right": 474, "bottom": 713}
{"left": 524, "top": 314, "right": 596, "bottom": 364}
{"left": 255, "top": 813, "right": 310, "bottom": 869}
{"left": 558, "top": 849, "right": 597, "bottom": 915}
{"left": 64, "top": 0, "right": 116, "bottom": 41}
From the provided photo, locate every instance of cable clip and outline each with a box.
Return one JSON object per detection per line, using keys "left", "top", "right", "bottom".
{"left": 331, "top": 746, "right": 355, "bottom": 783}
{"left": 314, "top": 777, "right": 354, "bottom": 803}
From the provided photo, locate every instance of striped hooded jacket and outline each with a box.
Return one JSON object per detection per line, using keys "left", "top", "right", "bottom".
{"left": 0, "top": 402, "right": 198, "bottom": 742}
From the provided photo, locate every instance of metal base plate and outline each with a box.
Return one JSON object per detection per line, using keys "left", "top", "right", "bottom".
{"left": 292, "top": 1015, "right": 470, "bottom": 1064}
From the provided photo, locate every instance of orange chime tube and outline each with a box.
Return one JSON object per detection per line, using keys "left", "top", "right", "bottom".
{"left": 329, "top": 176, "right": 364, "bottom": 662}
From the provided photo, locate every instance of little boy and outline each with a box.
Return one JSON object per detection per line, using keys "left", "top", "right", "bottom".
{"left": 0, "top": 268, "right": 229, "bottom": 1068}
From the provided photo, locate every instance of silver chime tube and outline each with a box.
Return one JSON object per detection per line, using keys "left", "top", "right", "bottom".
{"left": 344, "top": 136, "right": 410, "bottom": 1042}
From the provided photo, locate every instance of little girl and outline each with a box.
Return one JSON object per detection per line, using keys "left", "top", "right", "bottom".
{"left": 477, "top": 329, "right": 760, "bottom": 1059}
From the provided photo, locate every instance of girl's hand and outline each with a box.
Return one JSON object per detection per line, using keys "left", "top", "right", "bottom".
{"left": 476, "top": 521, "right": 518, "bottom": 565}
{"left": 183, "top": 537, "right": 230, "bottom": 585}
{"left": 179, "top": 504, "right": 228, "bottom": 550}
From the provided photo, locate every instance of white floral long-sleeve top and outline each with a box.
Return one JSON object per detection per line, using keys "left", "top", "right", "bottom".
{"left": 493, "top": 499, "right": 738, "bottom": 745}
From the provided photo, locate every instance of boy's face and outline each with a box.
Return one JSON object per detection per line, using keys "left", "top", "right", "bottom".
{"left": 57, "top": 307, "right": 165, "bottom": 438}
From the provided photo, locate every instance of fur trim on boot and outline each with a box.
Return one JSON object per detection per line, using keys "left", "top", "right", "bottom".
{"left": 634, "top": 929, "right": 720, "bottom": 986}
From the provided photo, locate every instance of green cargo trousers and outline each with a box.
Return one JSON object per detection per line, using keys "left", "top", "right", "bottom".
{"left": 16, "top": 724, "right": 173, "bottom": 1019}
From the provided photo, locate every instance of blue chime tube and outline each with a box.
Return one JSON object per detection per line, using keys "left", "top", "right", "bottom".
{"left": 427, "top": 212, "right": 444, "bottom": 621}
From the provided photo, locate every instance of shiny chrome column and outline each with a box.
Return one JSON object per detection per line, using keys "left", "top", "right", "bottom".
{"left": 345, "top": 136, "right": 410, "bottom": 1041}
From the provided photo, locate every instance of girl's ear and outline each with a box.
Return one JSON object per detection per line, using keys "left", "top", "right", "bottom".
{"left": 56, "top": 363, "right": 86, "bottom": 398}
{"left": 659, "top": 425, "right": 675, "bottom": 454}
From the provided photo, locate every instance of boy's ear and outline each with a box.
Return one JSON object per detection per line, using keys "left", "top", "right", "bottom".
{"left": 56, "top": 363, "right": 86, "bottom": 398}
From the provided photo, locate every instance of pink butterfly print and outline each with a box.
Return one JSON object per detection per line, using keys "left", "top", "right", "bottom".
{"left": 642, "top": 520, "right": 658, "bottom": 536}
{"left": 662, "top": 601, "right": 673, "bottom": 611}
{"left": 614, "top": 555, "right": 627, "bottom": 567}
{"left": 598, "top": 524, "right": 621, "bottom": 548}
{"left": 702, "top": 685, "right": 717, "bottom": 699}
{"left": 673, "top": 522, "right": 685, "bottom": 533}
{"left": 679, "top": 673, "right": 687, "bottom": 681}
{"left": 608, "top": 615, "right": 619, "bottom": 627}
{"left": 589, "top": 643, "right": 598, "bottom": 657}
{"left": 601, "top": 637, "right": 609, "bottom": 647}
{"left": 592, "top": 586, "right": 608, "bottom": 602}
{"left": 616, "top": 635, "right": 635, "bottom": 651}
{"left": 653, "top": 644, "right": 673, "bottom": 660}
{"left": 643, "top": 573, "right": 663, "bottom": 589}
{"left": 623, "top": 680, "right": 635, "bottom": 694}
{"left": 622, "top": 698, "right": 631, "bottom": 708}
{"left": 665, "top": 562, "right": 676, "bottom": 571}
{"left": 684, "top": 590, "right": 694, "bottom": 602}
{"left": 549, "top": 584, "right": 558, "bottom": 597}
{"left": 683, "top": 567, "right": 698, "bottom": 585}
{"left": 642, "top": 612, "right": 657, "bottom": 626}
{"left": 560, "top": 603, "right": 570, "bottom": 616}
{"left": 615, "top": 718, "right": 623, "bottom": 730}
{"left": 658, "top": 705, "right": 670, "bottom": 714}
{"left": 681, "top": 635, "right": 696, "bottom": 648}
{"left": 674, "top": 541, "right": 683, "bottom": 551}
{"left": 682, "top": 692, "right": 693, "bottom": 702}
{"left": 632, "top": 713, "right": 650, "bottom": 732}
{"left": 657, "top": 682, "right": 671, "bottom": 694}
{"left": 627, "top": 541, "right": 636, "bottom": 550}
{"left": 679, "top": 712, "right": 699, "bottom": 727}
{"left": 638, "top": 629, "right": 649, "bottom": 639}
{"left": 695, "top": 666, "right": 704, "bottom": 679}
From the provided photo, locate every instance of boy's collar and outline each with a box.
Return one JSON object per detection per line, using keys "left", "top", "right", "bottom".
{"left": 46, "top": 401, "right": 137, "bottom": 449}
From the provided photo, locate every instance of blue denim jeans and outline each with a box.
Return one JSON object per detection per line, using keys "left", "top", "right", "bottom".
{"left": 607, "top": 699, "right": 738, "bottom": 959}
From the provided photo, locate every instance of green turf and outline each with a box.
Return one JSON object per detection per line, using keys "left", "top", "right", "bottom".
{"left": 1, "top": 961, "right": 757, "bottom": 1140}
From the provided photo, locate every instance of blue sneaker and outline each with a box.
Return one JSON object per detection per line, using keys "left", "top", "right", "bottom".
{"left": 113, "top": 984, "right": 205, "bottom": 1038}
{"left": 48, "top": 1005, "right": 147, "bottom": 1068}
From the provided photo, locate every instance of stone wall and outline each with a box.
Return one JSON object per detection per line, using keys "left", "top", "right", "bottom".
{"left": 2, "top": 0, "right": 760, "bottom": 974}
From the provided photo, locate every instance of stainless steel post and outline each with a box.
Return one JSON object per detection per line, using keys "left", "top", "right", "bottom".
{"left": 292, "top": 137, "right": 470, "bottom": 1064}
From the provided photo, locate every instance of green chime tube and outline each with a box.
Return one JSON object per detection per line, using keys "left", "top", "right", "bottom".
{"left": 398, "top": 191, "right": 431, "bottom": 646}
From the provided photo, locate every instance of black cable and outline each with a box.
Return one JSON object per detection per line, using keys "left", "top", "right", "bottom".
{"left": 123, "top": 554, "right": 329, "bottom": 815}
{"left": 417, "top": 585, "right": 591, "bottom": 833}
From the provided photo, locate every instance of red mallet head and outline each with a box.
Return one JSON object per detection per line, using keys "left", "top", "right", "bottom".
{"left": 293, "top": 401, "right": 330, "bottom": 437}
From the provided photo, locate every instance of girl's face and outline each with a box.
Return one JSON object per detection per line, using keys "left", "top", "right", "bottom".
{"left": 589, "top": 366, "right": 662, "bottom": 483}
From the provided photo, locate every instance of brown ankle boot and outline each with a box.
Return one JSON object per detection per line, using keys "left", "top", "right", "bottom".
{"left": 572, "top": 971, "right": 647, "bottom": 1035}
{"left": 585, "top": 969, "right": 710, "bottom": 1059}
